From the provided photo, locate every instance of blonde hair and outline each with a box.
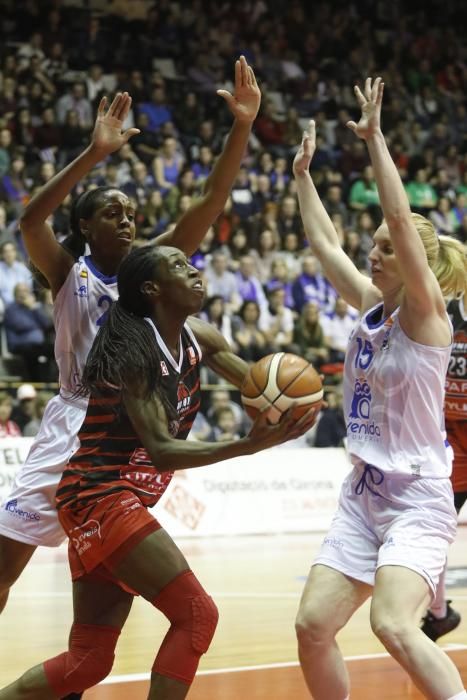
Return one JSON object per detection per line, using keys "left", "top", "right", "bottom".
{"left": 411, "top": 213, "right": 467, "bottom": 298}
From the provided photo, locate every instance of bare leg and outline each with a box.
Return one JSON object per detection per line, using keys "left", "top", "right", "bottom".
{"left": 111, "top": 527, "right": 211, "bottom": 700}
{"left": 371, "top": 566, "right": 465, "bottom": 700}
{"left": 295, "top": 564, "right": 371, "bottom": 700}
{"left": 0, "top": 535, "right": 36, "bottom": 613}
{"left": 0, "top": 577, "right": 134, "bottom": 699}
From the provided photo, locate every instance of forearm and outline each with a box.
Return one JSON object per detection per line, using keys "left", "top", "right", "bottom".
{"left": 153, "top": 434, "right": 255, "bottom": 471}
{"left": 295, "top": 172, "right": 342, "bottom": 250}
{"left": 203, "top": 120, "right": 252, "bottom": 205}
{"left": 21, "top": 145, "right": 103, "bottom": 226}
{"left": 365, "top": 130, "right": 411, "bottom": 224}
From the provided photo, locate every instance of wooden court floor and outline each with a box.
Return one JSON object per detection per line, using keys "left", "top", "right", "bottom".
{"left": 1, "top": 529, "right": 467, "bottom": 698}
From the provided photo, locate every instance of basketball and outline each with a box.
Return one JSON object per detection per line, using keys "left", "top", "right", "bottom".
{"left": 241, "top": 352, "right": 323, "bottom": 424}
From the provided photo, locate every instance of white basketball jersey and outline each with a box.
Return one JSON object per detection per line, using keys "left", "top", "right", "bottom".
{"left": 53, "top": 256, "right": 118, "bottom": 399}
{"left": 343, "top": 302, "right": 452, "bottom": 477}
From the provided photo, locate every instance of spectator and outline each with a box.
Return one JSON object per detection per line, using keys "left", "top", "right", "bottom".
{"left": 205, "top": 388, "right": 247, "bottom": 436}
{"left": 0, "top": 392, "right": 21, "bottom": 438}
{"left": 0, "top": 153, "right": 30, "bottom": 218}
{"left": 22, "top": 390, "right": 56, "bottom": 437}
{"left": 0, "top": 128, "right": 12, "bottom": 177}
{"left": 320, "top": 296, "right": 358, "bottom": 363}
{"left": 292, "top": 301, "right": 329, "bottom": 369}
{"left": 265, "top": 258, "right": 295, "bottom": 309}
{"left": 227, "top": 227, "right": 252, "bottom": 271}
{"left": 199, "top": 295, "right": 236, "bottom": 349}
{"left": 234, "top": 254, "right": 268, "bottom": 312}
{"left": 232, "top": 299, "right": 271, "bottom": 364}
{"left": 204, "top": 253, "right": 240, "bottom": 310}
{"left": 429, "top": 196, "right": 457, "bottom": 236}
{"left": 0, "top": 242, "right": 33, "bottom": 305}
{"left": 259, "top": 285, "right": 295, "bottom": 353}
{"left": 3, "top": 283, "right": 56, "bottom": 381}
{"left": 405, "top": 167, "right": 438, "bottom": 215}
{"left": 138, "top": 86, "right": 173, "bottom": 132}
{"left": 208, "top": 406, "right": 242, "bottom": 442}
{"left": 314, "top": 390, "right": 346, "bottom": 447}
{"left": 348, "top": 164, "right": 380, "bottom": 212}
{"left": 56, "top": 82, "right": 93, "bottom": 129}
{"left": 10, "top": 383, "right": 37, "bottom": 433}
{"left": 292, "top": 254, "right": 337, "bottom": 314}
{"left": 152, "top": 136, "right": 184, "bottom": 193}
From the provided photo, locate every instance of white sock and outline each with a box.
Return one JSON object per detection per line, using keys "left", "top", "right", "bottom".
{"left": 446, "top": 691, "right": 467, "bottom": 700}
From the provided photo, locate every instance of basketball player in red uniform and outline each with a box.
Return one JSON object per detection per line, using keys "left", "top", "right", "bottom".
{"left": 0, "top": 245, "right": 317, "bottom": 699}
{"left": 422, "top": 292, "right": 467, "bottom": 640}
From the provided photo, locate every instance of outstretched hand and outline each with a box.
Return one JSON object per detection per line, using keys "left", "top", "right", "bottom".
{"left": 293, "top": 120, "right": 316, "bottom": 177}
{"left": 217, "top": 55, "right": 261, "bottom": 123}
{"left": 90, "top": 92, "right": 141, "bottom": 157}
{"left": 347, "top": 76, "right": 384, "bottom": 141}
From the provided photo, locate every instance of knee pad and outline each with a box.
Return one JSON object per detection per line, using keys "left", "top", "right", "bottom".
{"left": 43, "top": 623, "right": 120, "bottom": 697}
{"left": 151, "top": 570, "right": 219, "bottom": 684}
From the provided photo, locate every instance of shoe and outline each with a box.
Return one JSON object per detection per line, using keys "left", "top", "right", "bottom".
{"left": 421, "top": 600, "right": 461, "bottom": 642}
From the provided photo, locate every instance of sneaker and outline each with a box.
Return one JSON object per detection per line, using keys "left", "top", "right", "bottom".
{"left": 421, "top": 600, "right": 461, "bottom": 642}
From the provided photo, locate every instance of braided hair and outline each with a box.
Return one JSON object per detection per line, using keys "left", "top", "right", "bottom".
{"left": 80, "top": 245, "right": 177, "bottom": 418}
{"left": 29, "top": 186, "right": 120, "bottom": 288}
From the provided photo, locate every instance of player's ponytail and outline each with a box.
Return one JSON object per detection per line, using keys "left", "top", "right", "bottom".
{"left": 434, "top": 235, "right": 467, "bottom": 299}
{"left": 411, "top": 213, "right": 466, "bottom": 299}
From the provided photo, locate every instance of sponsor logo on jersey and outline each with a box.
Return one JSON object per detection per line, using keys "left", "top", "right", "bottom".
{"left": 74, "top": 284, "right": 88, "bottom": 298}
{"left": 4, "top": 499, "right": 41, "bottom": 521}
{"left": 160, "top": 360, "right": 169, "bottom": 376}
{"left": 187, "top": 346, "right": 197, "bottom": 366}
{"left": 70, "top": 519, "right": 101, "bottom": 556}
{"left": 347, "top": 378, "right": 381, "bottom": 439}
{"left": 79, "top": 270, "right": 88, "bottom": 278}
{"left": 177, "top": 381, "right": 191, "bottom": 413}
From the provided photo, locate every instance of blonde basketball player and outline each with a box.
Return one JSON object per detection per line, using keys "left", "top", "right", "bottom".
{"left": 293, "top": 77, "right": 467, "bottom": 700}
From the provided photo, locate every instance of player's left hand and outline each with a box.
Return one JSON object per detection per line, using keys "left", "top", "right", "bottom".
{"left": 217, "top": 55, "right": 261, "bottom": 123}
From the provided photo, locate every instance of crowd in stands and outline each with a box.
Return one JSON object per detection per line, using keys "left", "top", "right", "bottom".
{"left": 0, "top": 0, "right": 466, "bottom": 447}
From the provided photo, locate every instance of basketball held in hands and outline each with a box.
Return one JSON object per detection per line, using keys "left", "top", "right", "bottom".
{"left": 241, "top": 353, "right": 324, "bottom": 424}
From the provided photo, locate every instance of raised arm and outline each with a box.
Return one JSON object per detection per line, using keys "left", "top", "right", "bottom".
{"left": 156, "top": 56, "right": 261, "bottom": 256}
{"left": 293, "top": 121, "right": 375, "bottom": 311}
{"left": 347, "top": 78, "right": 448, "bottom": 337}
{"left": 20, "top": 93, "right": 139, "bottom": 296}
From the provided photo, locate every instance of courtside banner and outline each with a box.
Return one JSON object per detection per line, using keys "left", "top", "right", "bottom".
{"left": 0, "top": 437, "right": 34, "bottom": 500}
{"left": 154, "top": 448, "right": 352, "bottom": 536}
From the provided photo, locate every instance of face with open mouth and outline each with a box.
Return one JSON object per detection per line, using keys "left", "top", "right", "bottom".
{"left": 149, "top": 247, "right": 206, "bottom": 314}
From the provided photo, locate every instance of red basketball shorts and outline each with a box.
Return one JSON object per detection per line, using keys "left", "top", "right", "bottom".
{"left": 58, "top": 490, "right": 161, "bottom": 590}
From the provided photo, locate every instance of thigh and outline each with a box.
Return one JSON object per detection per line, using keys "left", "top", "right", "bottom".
{"left": 297, "top": 564, "right": 371, "bottom": 633}
{"left": 371, "top": 565, "right": 431, "bottom": 626}
{"left": 73, "top": 576, "right": 134, "bottom": 628}
{"left": 109, "top": 528, "right": 190, "bottom": 601}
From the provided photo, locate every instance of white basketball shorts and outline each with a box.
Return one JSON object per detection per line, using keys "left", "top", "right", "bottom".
{"left": 0, "top": 394, "right": 87, "bottom": 547}
{"left": 314, "top": 463, "right": 457, "bottom": 597}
